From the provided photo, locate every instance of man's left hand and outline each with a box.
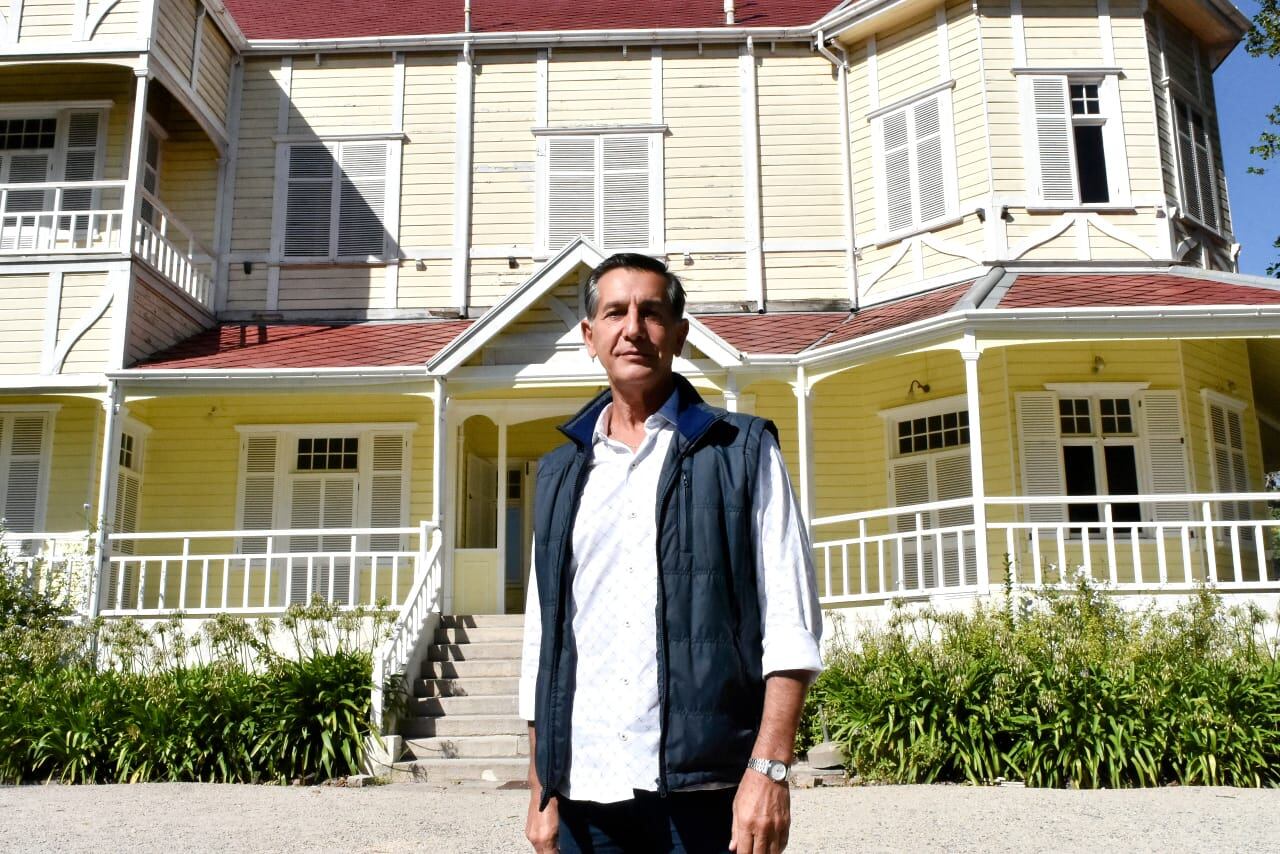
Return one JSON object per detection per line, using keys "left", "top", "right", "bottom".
{"left": 729, "top": 768, "right": 791, "bottom": 854}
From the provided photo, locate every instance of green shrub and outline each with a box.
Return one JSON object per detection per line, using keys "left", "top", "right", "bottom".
{"left": 801, "top": 574, "right": 1280, "bottom": 787}
{"left": 0, "top": 543, "right": 388, "bottom": 785}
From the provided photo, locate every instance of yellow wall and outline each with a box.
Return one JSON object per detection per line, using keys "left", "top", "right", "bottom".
{"left": 0, "top": 274, "right": 49, "bottom": 375}
{"left": 156, "top": 110, "right": 220, "bottom": 247}
{"left": 57, "top": 272, "right": 114, "bottom": 373}
{"left": 547, "top": 48, "right": 650, "bottom": 126}
{"left": 17, "top": 0, "right": 76, "bottom": 41}
{"left": 196, "top": 14, "right": 235, "bottom": 123}
{"left": 154, "top": 0, "right": 198, "bottom": 78}
{"left": 289, "top": 54, "right": 395, "bottom": 136}
{"left": 400, "top": 54, "right": 457, "bottom": 308}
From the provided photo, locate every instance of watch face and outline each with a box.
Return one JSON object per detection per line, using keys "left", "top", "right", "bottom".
{"left": 768, "top": 761, "right": 787, "bottom": 781}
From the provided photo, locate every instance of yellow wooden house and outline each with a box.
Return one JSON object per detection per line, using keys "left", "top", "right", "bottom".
{"left": 2, "top": 0, "right": 1278, "bottom": 775}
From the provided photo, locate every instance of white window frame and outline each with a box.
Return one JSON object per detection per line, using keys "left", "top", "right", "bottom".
{"left": 0, "top": 405, "right": 59, "bottom": 538}
{"left": 1018, "top": 71, "right": 1131, "bottom": 209}
{"left": 1055, "top": 393, "right": 1144, "bottom": 529}
{"left": 532, "top": 125, "right": 666, "bottom": 259}
{"left": 1200, "top": 389, "right": 1249, "bottom": 528}
{"left": 234, "top": 423, "right": 413, "bottom": 538}
{"left": 272, "top": 136, "right": 403, "bottom": 264}
{"left": 869, "top": 82, "right": 960, "bottom": 243}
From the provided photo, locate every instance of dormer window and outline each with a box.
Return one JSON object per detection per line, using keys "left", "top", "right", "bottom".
{"left": 1021, "top": 74, "right": 1130, "bottom": 208}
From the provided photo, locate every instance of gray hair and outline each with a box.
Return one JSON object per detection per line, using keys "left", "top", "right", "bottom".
{"left": 583, "top": 253, "right": 686, "bottom": 321}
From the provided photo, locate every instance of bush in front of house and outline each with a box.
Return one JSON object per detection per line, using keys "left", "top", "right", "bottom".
{"left": 801, "top": 573, "right": 1280, "bottom": 788}
{"left": 0, "top": 549, "right": 389, "bottom": 784}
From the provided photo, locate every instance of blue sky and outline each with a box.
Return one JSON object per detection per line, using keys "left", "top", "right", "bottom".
{"left": 1216, "top": 0, "right": 1280, "bottom": 276}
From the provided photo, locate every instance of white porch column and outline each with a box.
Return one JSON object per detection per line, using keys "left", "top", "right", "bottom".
{"left": 89, "top": 382, "right": 124, "bottom": 617}
{"left": 723, "top": 371, "right": 740, "bottom": 413}
{"left": 495, "top": 421, "right": 508, "bottom": 614}
{"left": 121, "top": 69, "right": 150, "bottom": 255}
{"left": 431, "top": 378, "right": 448, "bottom": 533}
{"left": 961, "top": 334, "right": 991, "bottom": 590}
{"left": 793, "top": 365, "right": 815, "bottom": 533}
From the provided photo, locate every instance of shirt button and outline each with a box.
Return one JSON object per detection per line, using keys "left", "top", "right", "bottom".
{"left": 619, "top": 733, "right": 629, "bottom": 742}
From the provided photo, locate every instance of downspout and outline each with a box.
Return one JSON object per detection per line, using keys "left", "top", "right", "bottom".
{"left": 724, "top": 0, "right": 735, "bottom": 25}
{"left": 816, "top": 31, "right": 860, "bottom": 311}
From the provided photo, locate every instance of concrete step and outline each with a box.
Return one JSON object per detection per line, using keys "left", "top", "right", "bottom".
{"left": 405, "top": 733, "right": 530, "bottom": 760}
{"left": 390, "top": 757, "right": 529, "bottom": 786}
{"left": 410, "top": 694, "right": 520, "bottom": 717}
{"left": 403, "top": 714, "right": 527, "bottom": 738}
{"left": 416, "top": 676, "right": 520, "bottom": 698}
{"left": 441, "top": 614, "right": 526, "bottom": 629}
{"left": 427, "top": 641, "right": 523, "bottom": 662}
{"left": 421, "top": 657, "right": 522, "bottom": 679}
{"left": 435, "top": 625, "right": 525, "bottom": 644}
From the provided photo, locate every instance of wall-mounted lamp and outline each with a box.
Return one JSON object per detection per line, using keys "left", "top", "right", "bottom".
{"left": 999, "top": 205, "right": 1013, "bottom": 223}
{"left": 1092, "top": 355, "right": 1106, "bottom": 374}
{"left": 1226, "top": 379, "right": 1238, "bottom": 393}
{"left": 507, "top": 256, "right": 519, "bottom": 270}
{"left": 415, "top": 258, "right": 427, "bottom": 271}
{"left": 908, "top": 378, "right": 931, "bottom": 398}
{"left": 683, "top": 252, "right": 694, "bottom": 266}
{"left": 242, "top": 261, "right": 253, "bottom": 275}
{"left": 975, "top": 207, "right": 986, "bottom": 223}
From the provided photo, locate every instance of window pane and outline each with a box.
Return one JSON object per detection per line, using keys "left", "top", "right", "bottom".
{"left": 1073, "top": 124, "right": 1109, "bottom": 204}
{"left": 1060, "top": 398, "right": 1091, "bottom": 435}
{"left": 1103, "top": 445, "right": 1142, "bottom": 523}
{"left": 1063, "top": 445, "right": 1100, "bottom": 523}
{"left": 1070, "top": 84, "right": 1101, "bottom": 115}
{"left": 896, "top": 409, "right": 971, "bottom": 456}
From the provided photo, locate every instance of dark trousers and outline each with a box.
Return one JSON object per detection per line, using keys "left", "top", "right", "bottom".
{"left": 557, "top": 787, "right": 736, "bottom": 854}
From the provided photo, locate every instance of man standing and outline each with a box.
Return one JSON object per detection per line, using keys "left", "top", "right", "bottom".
{"left": 520, "top": 253, "right": 822, "bottom": 853}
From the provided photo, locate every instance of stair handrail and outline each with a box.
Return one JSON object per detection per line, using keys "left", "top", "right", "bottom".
{"left": 371, "top": 521, "right": 443, "bottom": 734}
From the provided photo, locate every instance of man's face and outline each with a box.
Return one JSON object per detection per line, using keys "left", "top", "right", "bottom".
{"left": 581, "top": 267, "right": 689, "bottom": 395}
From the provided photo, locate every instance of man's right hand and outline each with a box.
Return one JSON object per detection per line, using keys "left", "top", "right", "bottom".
{"left": 525, "top": 790, "right": 559, "bottom": 852}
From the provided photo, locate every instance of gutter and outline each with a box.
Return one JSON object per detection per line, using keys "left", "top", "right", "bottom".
{"left": 240, "top": 26, "right": 816, "bottom": 54}
{"left": 108, "top": 366, "right": 436, "bottom": 383}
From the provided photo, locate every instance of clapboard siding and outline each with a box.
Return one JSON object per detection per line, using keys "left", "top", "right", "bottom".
{"left": 57, "top": 271, "right": 113, "bottom": 374}
{"left": 154, "top": 0, "right": 199, "bottom": 79}
{"left": 16, "top": 0, "right": 75, "bottom": 42}
{"left": 1179, "top": 339, "right": 1259, "bottom": 493}
{"left": 289, "top": 54, "right": 395, "bottom": 136}
{"left": 228, "top": 58, "right": 281, "bottom": 257}
{"left": 876, "top": 11, "right": 939, "bottom": 105}
{"left": 1023, "top": 0, "right": 1104, "bottom": 64}
{"left": 470, "top": 51, "right": 537, "bottom": 267}
{"left": 126, "top": 276, "right": 210, "bottom": 365}
{"left": 547, "top": 48, "right": 651, "bottom": 126}
{"left": 0, "top": 275, "right": 51, "bottom": 375}
{"left": 196, "top": 15, "right": 235, "bottom": 123}
{"left": 157, "top": 112, "right": 219, "bottom": 247}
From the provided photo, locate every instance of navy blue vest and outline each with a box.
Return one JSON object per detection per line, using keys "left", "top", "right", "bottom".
{"left": 531, "top": 375, "right": 777, "bottom": 806}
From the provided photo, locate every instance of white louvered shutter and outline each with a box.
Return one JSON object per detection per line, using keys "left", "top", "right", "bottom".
{"left": 288, "top": 477, "right": 322, "bottom": 603}
{"left": 240, "top": 434, "right": 278, "bottom": 554}
{"left": 337, "top": 142, "right": 388, "bottom": 257}
{"left": 891, "top": 457, "right": 933, "bottom": 589}
{"left": 1207, "top": 400, "right": 1248, "bottom": 523}
{"left": 283, "top": 144, "right": 333, "bottom": 257}
{"left": 289, "top": 477, "right": 355, "bottom": 604}
{"left": 880, "top": 109, "right": 913, "bottom": 233}
{"left": 2, "top": 415, "right": 46, "bottom": 535}
{"left": 1029, "top": 77, "right": 1076, "bottom": 204}
{"left": 1016, "top": 392, "right": 1067, "bottom": 525}
{"left": 369, "top": 434, "right": 406, "bottom": 551}
{"left": 107, "top": 469, "right": 140, "bottom": 608}
{"left": 60, "top": 112, "right": 100, "bottom": 218}
{"left": 602, "top": 136, "right": 650, "bottom": 251}
{"left": 934, "top": 453, "right": 975, "bottom": 587}
{"left": 547, "top": 137, "right": 597, "bottom": 251}
{"left": 913, "top": 98, "right": 947, "bottom": 224}
{"left": 1138, "top": 391, "right": 1192, "bottom": 522}
{"left": 2, "top": 153, "right": 51, "bottom": 250}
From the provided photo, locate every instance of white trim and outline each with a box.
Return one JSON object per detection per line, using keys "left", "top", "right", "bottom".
{"left": 271, "top": 131, "right": 409, "bottom": 144}
{"left": 0, "top": 100, "right": 114, "bottom": 116}
{"left": 650, "top": 47, "right": 663, "bottom": 124}
{"left": 0, "top": 404, "right": 63, "bottom": 413}
{"left": 235, "top": 421, "right": 418, "bottom": 435}
{"left": 739, "top": 41, "right": 763, "bottom": 310}
{"left": 213, "top": 58, "right": 244, "bottom": 312}
{"left": 41, "top": 271, "right": 63, "bottom": 375}
{"left": 7, "top": 0, "right": 21, "bottom": 45}
{"left": 530, "top": 123, "right": 669, "bottom": 136}
{"left": 276, "top": 56, "right": 293, "bottom": 136}
{"left": 385, "top": 52, "right": 406, "bottom": 310}
{"left": 452, "top": 50, "right": 474, "bottom": 312}
{"left": 535, "top": 49, "right": 548, "bottom": 126}
{"left": 1097, "top": 0, "right": 1115, "bottom": 67}
{"left": 866, "top": 79, "right": 956, "bottom": 122}
{"left": 1200, "top": 387, "right": 1247, "bottom": 412}
{"left": 1045, "top": 381, "right": 1151, "bottom": 396}
{"left": 935, "top": 3, "right": 949, "bottom": 83}
{"left": 1010, "top": 0, "right": 1027, "bottom": 67}
{"left": 1010, "top": 66, "right": 1124, "bottom": 77}
{"left": 52, "top": 280, "right": 113, "bottom": 373}
{"left": 878, "top": 393, "right": 967, "bottom": 422}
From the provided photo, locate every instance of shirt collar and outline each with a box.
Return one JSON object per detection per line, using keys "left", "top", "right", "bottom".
{"left": 591, "top": 387, "right": 681, "bottom": 444}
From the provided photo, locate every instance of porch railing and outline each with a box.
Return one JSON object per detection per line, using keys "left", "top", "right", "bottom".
{"left": 812, "top": 492, "right": 1280, "bottom": 606}
{"left": 0, "top": 180, "right": 126, "bottom": 253}
{"left": 134, "top": 190, "right": 215, "bottom": 308}
{"left": 372, "top": 526, "right": 444, "bottom": 731}
{"left": 1, "top": 531, "right": 95, "bottom": 614}
{"left": 103, "top": 523, "right": 439, "bottom": 617}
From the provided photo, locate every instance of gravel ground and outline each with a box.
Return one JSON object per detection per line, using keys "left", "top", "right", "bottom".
{"left": 1, "top": 783, "right": 1276, "bottom": 852}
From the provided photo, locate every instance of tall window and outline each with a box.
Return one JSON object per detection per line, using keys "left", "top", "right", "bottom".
{"left": 1175, "top": 101, "right": 1220, "bottom": 231}
{"left": 886, "top": 398, "right": 974, "bottom": 589}
{"left": 279, "top": 141, "right": 392, "bottom": 261}
{"left": 537, "top": 132, "right": 662, "bottom": 255}
{"left": 873, "top": 88, "right": 957, "bottom": 236}
{"left": 1017, "top": 388, "right": 1191, "bottom": 531}
{"left": 0, "top": 411, "right": 52, "bottom": 537}
{"left": 0, "top": 111, "right": 102, "bottom": 247}
{"left": 1022, "top": 75, "right": 1126, "bottom": 206}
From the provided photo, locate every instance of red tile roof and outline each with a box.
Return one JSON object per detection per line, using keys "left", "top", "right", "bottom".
{"left": 132, "top": 321, "right": 473, "bottom": 370}
{"left": 998, "top": 273, "right": 1280, "bottom": 309}
{"left": 697, "top": 281, "right": 974, "bottom": 354}
{"left": 223, "top": 0, "right": 837, "bottom": 40}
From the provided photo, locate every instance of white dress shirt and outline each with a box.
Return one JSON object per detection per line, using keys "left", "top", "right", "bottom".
{"left": 518, "top": 393, "right": 822, "bottom": 804}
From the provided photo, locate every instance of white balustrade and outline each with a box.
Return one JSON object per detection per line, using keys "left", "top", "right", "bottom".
{"left": 0, "top": 532, "right": 95, "bottom": 615}
{"left": 372, "top": 524, "right": 443, "bottom": 731}
{"left": 103, "top": 523, "right": 438, "bottom": 616}
{"left": 812, "top": 492, "right": 1280, "bottom": 605}
{"left": 133, "top": 190, "right": 215, "bottom": 308}
{"left": 0, "top": 180, "right": 126, "bottom": 253}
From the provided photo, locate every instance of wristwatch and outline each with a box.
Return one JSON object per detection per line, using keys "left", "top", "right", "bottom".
{"left": 746, "top": 757, "right": 790, "bottom": 783}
